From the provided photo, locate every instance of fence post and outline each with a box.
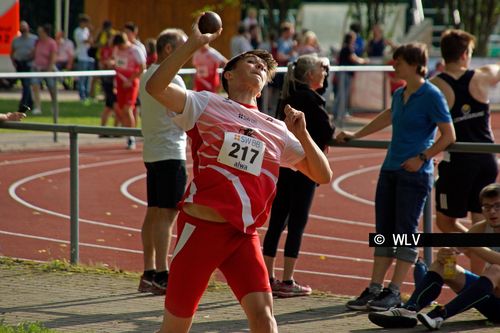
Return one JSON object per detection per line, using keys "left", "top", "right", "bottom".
{"left": 52, "top": 83, "right": 59, "bottom": 142}
{"left": 69, "top": 129, "right": 79, "bottom": 264}
{"left": 423, "top": 196, "right": 433, "bottom": 266}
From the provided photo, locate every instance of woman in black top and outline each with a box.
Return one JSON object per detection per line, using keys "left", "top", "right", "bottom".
{"left": 263, "top": 54, "right": 335, "bottom": 297}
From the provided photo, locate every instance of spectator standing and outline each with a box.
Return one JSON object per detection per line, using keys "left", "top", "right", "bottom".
{"left": 124, "top": 22, "right": 147, "bottom": 58}
{"left": 296, "top": 30, "right": 321, "bottom": 56}
{"left": 112, "top": 32, "right": 146, "bottom": 149}
{"left": 242, "top": 7, "right": 259, "bottom": 30}
{"left": 10, "top": 21, "right": 37, "bottom": 112}
{"left": 144, "top": 38, "right": 158, "bottom": 68}
{"left": 368, "top": 182, "right": 500, "bottom": 330}
{"left": 55, "top": 31, "right": 75, "bottom": 90}
{"left": 98, "top": 32, "right": 117, "bottom": 130}
{"left": 138, "top": 29, "right": 188, "bottom": 295}
{"left": 366, "top": 23, "right": 394, "bottom": 57}
{"left": 73, "top": 14, "right": 94, "bottom": 104}
{"left": 332, "top": 31, "right": 369, "bottom": 122}
{"left": 124, "top": 22, "right": 147, "bottom": 122}
{"left": 350, "top": 22, "right": 365, "bottom": 57}
{"left": 263, "top": 54, "right": 334, "bottom": 298}
{"left": 248, "top": 24, "right": 262, "bottom": 49}
{"left": 230, "top": 24, "right": 252, "bottom": 57}
{"left": 192, "top": 44, "right": 227, "bottom": 93}
{"left": 146, "top": 15, "right": 332, "bottom": 332}
{"left": 337, "top": 43, "right": 456, "bottom": 312}
{"left": 31, "top": 24, "right": 57, "bottom": 115}
{"left": 431, "top": 29, "right": 500, "bottom": 273}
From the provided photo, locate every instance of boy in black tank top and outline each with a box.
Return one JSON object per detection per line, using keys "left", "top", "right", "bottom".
{"left": 431, "top": 29, "right": 500, "bottom": 274}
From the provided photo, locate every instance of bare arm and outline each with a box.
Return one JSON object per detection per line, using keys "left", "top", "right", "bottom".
{"left": 401, "top": 121, "right": 455, "bottom": 172}
{"left": 146, "top": 16, "right": 221, "bottom": 113}
{"left": 0, "top": 112, "right": 26, "bottom": 121}
{"left": 336, "top": 108, "right": 392, "bottom": 142}
{"left": 285, "top": 105, "right": 332, "bottom": 184}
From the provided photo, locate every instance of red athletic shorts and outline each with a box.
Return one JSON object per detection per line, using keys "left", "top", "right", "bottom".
{"left": 165, "top": 210, "right": 271, "bottom": 317}
{"left": 116, "top": 77, "right": 139, "bottom": 109}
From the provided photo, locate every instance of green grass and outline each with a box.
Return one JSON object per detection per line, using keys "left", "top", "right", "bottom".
{"left": 0, "top": 99, "right": 103, "bottom": 130}
{"left": 0, "top": 320, "right": 55, "bottom": 333}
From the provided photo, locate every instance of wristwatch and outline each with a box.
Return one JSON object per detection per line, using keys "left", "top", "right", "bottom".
{"left": 418, "top": 152, "right": 429, "bottom": 162}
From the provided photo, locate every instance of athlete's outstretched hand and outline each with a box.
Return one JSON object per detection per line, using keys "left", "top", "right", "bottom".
{"left": 283, "top": 104, "right": 306, "bottom": 139}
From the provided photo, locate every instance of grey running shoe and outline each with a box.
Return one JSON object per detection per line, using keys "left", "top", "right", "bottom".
{"left": 417, "top": 313, "right": 444, "bottom": 330}
{"left": 368, "top": 307, "right": 418, "bottom": 328}
{"left": 346, "top": 288, "right": 380, "bottom": 310}
{"left": 368, "top": 288, "right": 402, "bottom": 311}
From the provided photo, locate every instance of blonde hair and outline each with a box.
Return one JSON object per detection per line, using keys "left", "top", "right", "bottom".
{"left": 280, "top": 54, "right": 328, "bottom": 100}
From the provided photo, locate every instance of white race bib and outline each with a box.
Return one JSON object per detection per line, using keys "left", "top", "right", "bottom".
{"left": 217, "top": 132, "right": 265, "bottom": 176}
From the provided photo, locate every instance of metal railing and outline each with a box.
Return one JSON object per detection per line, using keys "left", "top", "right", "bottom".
{"left": 0, "top": 65, "right": 395, "bottom": 139}
{"left": 2, "top": 121, "right": 500, "bottom": 266}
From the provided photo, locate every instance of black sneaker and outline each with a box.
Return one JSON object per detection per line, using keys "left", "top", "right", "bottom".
{"left": 138, "top": 274, "right": 153, "bottom": 293}
{"left": 346, "top": 288, "right": 380, "bottom": 310}
{"left": 368, "top": 288, "right": 402, "bottom": 311}
{"left": 368, "top": 307, "right": 418, "bottom": 328}
{"left": 151, "top": 272, "right": 168, "bottom": 296}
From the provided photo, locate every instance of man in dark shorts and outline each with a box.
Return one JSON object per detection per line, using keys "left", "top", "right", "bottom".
{"left": 137, "top": 28, "right": 188, "bottom": 295}
{"left": 431, "top": 29, "right": 500, "bottom": 273}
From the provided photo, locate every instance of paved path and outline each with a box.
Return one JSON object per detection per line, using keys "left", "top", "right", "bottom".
{"left": 0, "top": 259, "right": 497, "bottom": 333}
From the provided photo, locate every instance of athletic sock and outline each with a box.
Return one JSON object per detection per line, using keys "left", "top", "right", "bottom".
{"left": 388, "top": 282, "right": 400, "bottom": 295}
{"left": 143, "top": 269, "right": 155, "bottom": 280}
{"left": 430, "top": 276, "right": 494, "bottom": 320}
{"left": 153, "top": 270, "right": 169, "bottom": 283}
{"left": 405, "top": 271, "right": 443, "bottom": 311}
{"left": 369, "top": 282, "right": 383, "bottom": 294}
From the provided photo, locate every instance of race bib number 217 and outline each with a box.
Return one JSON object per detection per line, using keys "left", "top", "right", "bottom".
{"left": 217, "top": 132, "right": 266, "bottom": 176}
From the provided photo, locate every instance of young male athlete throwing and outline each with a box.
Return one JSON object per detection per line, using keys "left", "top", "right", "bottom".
{"left": 146, "top": 14, "right": 333, "bottom": 333}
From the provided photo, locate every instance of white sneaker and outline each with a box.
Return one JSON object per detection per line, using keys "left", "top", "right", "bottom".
{"left": 126, "top": 137, "right": 136, "bottom": 150}
{"left": 417, "top": 313, "right": 444, "bottom": 330}
{"left": 32, "top": 107, "right": 42, "bottom": 115}
{"left": 368, "top": 307, "right": 418, "bottom": 328}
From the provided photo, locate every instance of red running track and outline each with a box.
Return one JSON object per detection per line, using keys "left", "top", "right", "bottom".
{"left": 2, "top": 121, "right": 500, "bottom": 302}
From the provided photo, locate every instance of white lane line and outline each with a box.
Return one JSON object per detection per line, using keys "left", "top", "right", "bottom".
{"left": 332, "top": 164, "right": 380, "bottom": 206}
{"left": 0, "top": 230, "right": 142, "bottom": 254}
{"left": 0, "top": 155, "right": 70, "bottom": 166}
{"left": 8, "top": 157, "right": 143, "bottom": 232}
{"left": 0, "top": 229, "right": 371, "bottom": 263}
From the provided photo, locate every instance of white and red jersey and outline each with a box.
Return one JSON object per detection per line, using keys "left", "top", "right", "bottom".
{"left": 192, "top": 47, "right": 225, "bottom": 92}
{"left": 173, "top": 91, "right": 305, "bottom": 234}
{"left": 113, "top": 45, "right": 145, "bottom": 80}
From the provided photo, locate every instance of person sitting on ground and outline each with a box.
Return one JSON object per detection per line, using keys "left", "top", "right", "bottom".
{"left": 368, "top": 182, "right": 500, "bottom": 330}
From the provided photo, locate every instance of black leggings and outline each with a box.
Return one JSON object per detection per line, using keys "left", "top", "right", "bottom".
{"left": 263, "top": 167, "right": 317, "bottom": 258}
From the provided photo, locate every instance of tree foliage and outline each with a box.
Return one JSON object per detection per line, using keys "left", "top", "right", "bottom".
{"left": 446, "top": 0, "right": 500, "bottom": 56}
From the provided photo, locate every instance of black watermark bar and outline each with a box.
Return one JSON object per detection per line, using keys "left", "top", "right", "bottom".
{"left": 369, "top": 233, "right": 500, "bottom": 247}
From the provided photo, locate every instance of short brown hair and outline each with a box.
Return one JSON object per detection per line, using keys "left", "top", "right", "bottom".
{"left": 393, "top": 43, "right": 428, "bottom": 77}
{"left": 479, "top": 183, "right": 500, "bottom": 204}
{"left": 221, "top": 50, "right": 277, "bottom": 93}
{"left": 440, "top": 29, "right": 475, "bottom": 63}
{"left": 156, "top": 29, "right": 187, "bottom": 55}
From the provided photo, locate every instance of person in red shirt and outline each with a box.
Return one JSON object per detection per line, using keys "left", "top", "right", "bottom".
{"left": 192, "top": 44, "right": 227, "bottom": 92}
{"left": 112, "top": 32, "right": 146, "bottom": 149}
{"left": 146, "top": 13, "right": 332, "bottom": 333}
